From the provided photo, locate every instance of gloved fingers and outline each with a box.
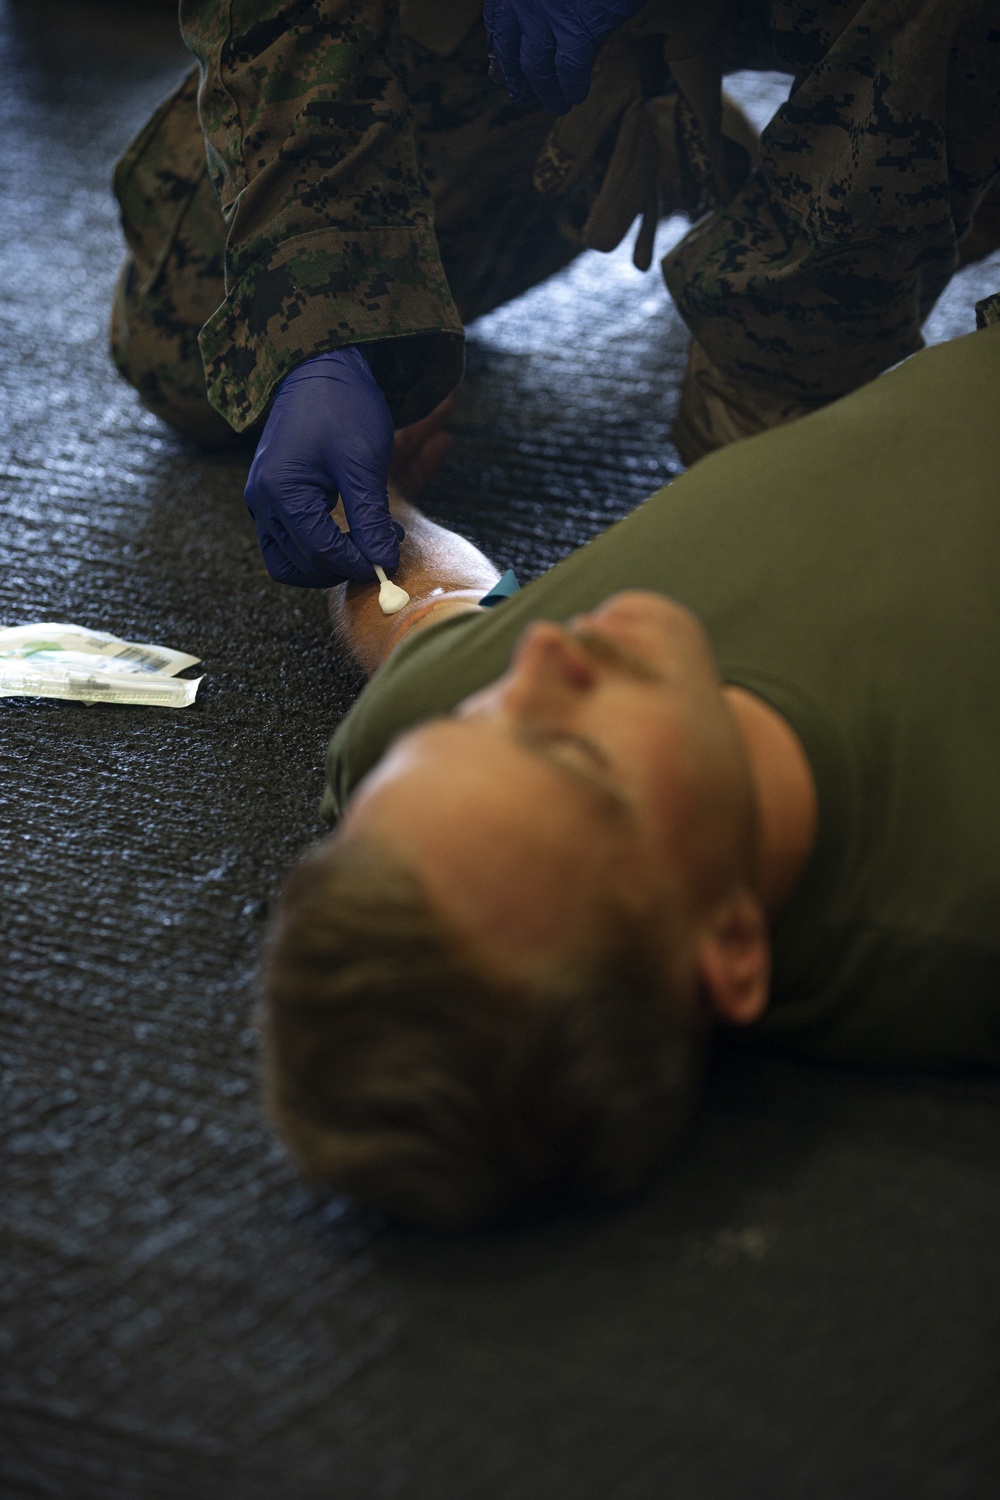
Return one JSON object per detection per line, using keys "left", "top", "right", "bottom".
{"left": 339, "top": 495, "right": 402, "bottom": 572}
{"left": 484, "top": 0, "right": 507, "bottom": 89}
{"left": 255, "top": 526, "right": 328, "bottom": 590}
{"left": 254, "top": 497, "right": 382, "bottom": 586}
{"left": 276, "top": 501, "right": 384, "bottom": 584}
{"left": 486, "top": 0, "right": 609, "bottom": 113}
{"left": 247, "top": 465, "right": 377, "bottom": 584}
{"left": 518, "top": 22, "right": 570, "bottom": 114}
{"left": 254, "top": 522, "right": 328, "bottom": 585}
{"left": 552, "top": 29, "right": 597, "bottom": 111}
{"left": 335, "top": 460, "right": 401, "bottom": 573}
{"left": 256, "top": 513, "right": 403, "bottom": 589}
{"left": 307, "top": 357, "right": 399, "bottom": 568}
{"left": 246, "top": 345, "right": 403, "bottom": 586}
{"left": 489, "top": 1, "right": 535, "bottom": 107}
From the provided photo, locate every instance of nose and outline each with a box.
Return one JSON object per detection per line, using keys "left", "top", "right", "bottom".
{"left": 505, "top": 621, "right": 597, "bottom": 700}
{"left": 457, "top": 621, "right": 598, "bottom": 726}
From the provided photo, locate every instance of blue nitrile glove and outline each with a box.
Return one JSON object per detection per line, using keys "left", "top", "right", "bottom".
{"left": 244, "top": 347, "right": 403, "bottom": 588}
{"left": 484, "top": 0, "right": 648, "bottom": 115}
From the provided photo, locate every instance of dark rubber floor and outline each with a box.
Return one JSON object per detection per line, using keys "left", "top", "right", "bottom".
{"left": 2, "top": 4, "right": 999, "bottom": 1497}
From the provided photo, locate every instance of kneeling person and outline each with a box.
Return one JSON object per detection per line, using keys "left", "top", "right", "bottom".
{"left": 262, "top": 319, "right": 1000, "bottom": 1230}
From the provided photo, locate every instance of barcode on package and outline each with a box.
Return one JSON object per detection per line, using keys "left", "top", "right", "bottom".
{"left": 113, "top": 644, "right": 171, "bottom": 671}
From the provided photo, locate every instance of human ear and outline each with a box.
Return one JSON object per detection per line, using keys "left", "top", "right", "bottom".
{"left": 695, "top": 889, "right": 771, "bottom": 1026}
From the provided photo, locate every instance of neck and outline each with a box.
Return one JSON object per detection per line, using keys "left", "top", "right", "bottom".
{"left": 722, "top": 686, "right": 818, "bottom": 915}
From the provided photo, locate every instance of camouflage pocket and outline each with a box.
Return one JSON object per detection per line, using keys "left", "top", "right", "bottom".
{"left": 112, "top": 67, "right": 212, "bottom": 297}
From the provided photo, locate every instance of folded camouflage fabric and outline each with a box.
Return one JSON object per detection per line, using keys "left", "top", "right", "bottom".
{"left": 114, "top": 0, "right": 1000, "bottom": 463}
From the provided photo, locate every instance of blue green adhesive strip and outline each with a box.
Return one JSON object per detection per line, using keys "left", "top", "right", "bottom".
{"left": 478, "top": 569, "right": 520, "bottom": 608}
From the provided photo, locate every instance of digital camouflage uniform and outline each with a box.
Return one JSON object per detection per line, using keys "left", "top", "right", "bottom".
{"left": 112, "top": 0, "right": 1000, "bottom": 459}
{"left": 669, "top": 0, "right": 1000, "bottom": 457}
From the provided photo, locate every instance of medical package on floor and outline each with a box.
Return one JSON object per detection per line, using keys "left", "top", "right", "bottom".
{"left": 0, "top": 622, "right": 202, "bottom": 707}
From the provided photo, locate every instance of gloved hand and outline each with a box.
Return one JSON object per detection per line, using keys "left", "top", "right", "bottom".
{"left": 484, "top": 0, "right": 647, "bottom": 115}
{"left": 245, "top": 347, "right": 403, "bottom": 588}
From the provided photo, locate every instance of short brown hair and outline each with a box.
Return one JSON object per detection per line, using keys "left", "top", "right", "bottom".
{"left": 260, "top": 834, "right": 705, "bottom": 1230}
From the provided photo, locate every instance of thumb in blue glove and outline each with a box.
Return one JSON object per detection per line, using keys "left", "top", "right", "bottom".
{"left": 484, "top": 0, "right": 647, "bottom": 115}
{"left": 245, "top": 347, "right": 403, "bottom": 589}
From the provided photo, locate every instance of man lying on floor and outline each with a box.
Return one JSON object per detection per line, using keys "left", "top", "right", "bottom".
{"left": 260, "top": 313, "right": 1000, "bottom": 1230}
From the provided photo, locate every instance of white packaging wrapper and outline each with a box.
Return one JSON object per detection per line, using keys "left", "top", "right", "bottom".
{"left": 0, "top": 622, "right": 203, "bottom": 707}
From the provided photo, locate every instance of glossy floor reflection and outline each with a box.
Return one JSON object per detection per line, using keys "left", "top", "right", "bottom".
{"left": 1, "top": 4, "right": 998, "bottom": 1498}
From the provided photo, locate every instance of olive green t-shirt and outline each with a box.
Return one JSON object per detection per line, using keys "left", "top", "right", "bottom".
{"left": 325, "top": 326, "right": 1000, "bottom": 1068}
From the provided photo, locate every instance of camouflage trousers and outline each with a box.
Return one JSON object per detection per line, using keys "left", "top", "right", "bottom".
{"left": 113, "top": 6, "right": 1000, "bottom": 458}
{"left": 667, "top": 1, "right": 1000, "bottom": 460}
{"left": 111, "top": 29, "right": 584, "bottom": 448}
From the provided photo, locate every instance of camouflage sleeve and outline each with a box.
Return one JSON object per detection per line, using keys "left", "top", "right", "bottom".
{"left": 179, "top": 0, "right": 465, "bottom": 431}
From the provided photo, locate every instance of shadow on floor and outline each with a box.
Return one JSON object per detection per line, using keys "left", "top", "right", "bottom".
{"left": 1, "top": 4, "right": 998, "bottom": 1497}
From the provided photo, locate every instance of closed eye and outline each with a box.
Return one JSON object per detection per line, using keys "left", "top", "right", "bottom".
{"left": 530, "top": 731, "right": 612, "bottom": 776}
{"left": 440, "top": 713, "right": 633, "bottom": 820}
{"left": 515, "top": 728, "right": 633, "bottom": 819}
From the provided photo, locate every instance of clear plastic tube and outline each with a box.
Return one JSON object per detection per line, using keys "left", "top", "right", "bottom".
{"left": 0, "top": 662, "right": 202, "bottom": 707}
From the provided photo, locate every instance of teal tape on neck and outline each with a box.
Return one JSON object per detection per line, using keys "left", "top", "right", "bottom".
{"left": 478, "top": 569, "right": 520, "bottom": 608}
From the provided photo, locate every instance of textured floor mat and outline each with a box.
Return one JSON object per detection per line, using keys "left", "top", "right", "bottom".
{"left": 1, "top": 4, "right": 998, "bottom": 1497}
